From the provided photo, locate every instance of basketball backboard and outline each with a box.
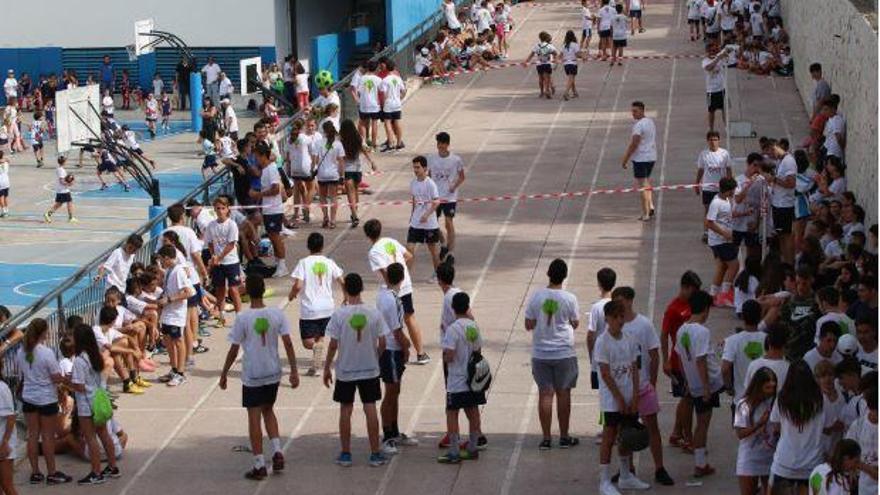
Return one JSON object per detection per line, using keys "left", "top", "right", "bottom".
{"left": 55, "top": 85, "right": 101, "bottom": 154}
{"left": 239, "top": 57, "right": 262, "bottom": 95}
{"left": 134, "top": 18, "right": 155, "bottom": 56}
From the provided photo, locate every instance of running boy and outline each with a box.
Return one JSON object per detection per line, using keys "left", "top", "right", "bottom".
{"left": 44, "top": 156, "right": 77, "bottom": 223}
{"left": 205, "top": 197, "right": 243, "bottom": 326}
{"left": 427, "top": 132, "right": 465, "bottom": 265}
{"left": 220, "top": 274, "right": 300, "bottom": 480}
{"left": 323, "top": 273, "right": 389, "bottom": 468}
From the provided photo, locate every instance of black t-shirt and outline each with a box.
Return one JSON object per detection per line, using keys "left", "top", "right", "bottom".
{"left": 41, "top": 82, "right": 56, "bottom": 103}
{"left": 230, "top": 156, "right": 251, "bottom": 206}
{"left": 176, "top": 62, "right": 193, "bottom": 92}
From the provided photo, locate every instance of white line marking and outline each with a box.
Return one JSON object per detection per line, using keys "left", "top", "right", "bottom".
{"left": 13, "top": 277, "right": 71, "bottom": 298}
{"left": 647, "top": 59, "right": 678, "bottom": 322}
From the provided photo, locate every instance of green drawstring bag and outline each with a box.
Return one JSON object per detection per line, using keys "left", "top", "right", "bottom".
{"left": 91, "top": 388, "right": 113, "bottom": 426}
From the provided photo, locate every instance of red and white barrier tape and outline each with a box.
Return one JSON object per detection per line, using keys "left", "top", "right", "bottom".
{"left": 229, "top": 182, "right": 701, "bottom": 211}
{"left": 513, "top": 1, "right": 600, "bottom": 8}
{"left": 422, "top": 53, "right": 703, "bottom": 81}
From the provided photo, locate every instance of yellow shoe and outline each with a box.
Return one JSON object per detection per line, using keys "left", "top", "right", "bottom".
{"left": 124, "top": 383, "right": 144, "bottom": 395}
{"left": 135, "top": 377, "right": 152, "bottom": 388}
{"left": 68, "top": 217, "right": 79, "bottom": 223}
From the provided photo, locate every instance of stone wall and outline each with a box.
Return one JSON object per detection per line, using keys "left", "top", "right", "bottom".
{"left": 781, "top": 0, "right": 878, "bottom": 224}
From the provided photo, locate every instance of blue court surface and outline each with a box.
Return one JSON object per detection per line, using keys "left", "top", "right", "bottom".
{"left": 79, "top": 171, "right": 220, "bottom": 203}
{"left": 0, "top": 263, "right": 89, "bottom": 310}
{"left": 121, "top": 119, "right": 192, "bottom": 142}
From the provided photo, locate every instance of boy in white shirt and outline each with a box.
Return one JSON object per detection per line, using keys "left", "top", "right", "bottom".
{"left": 597, "top": 0, "right": 617, "bottom": 60}
{"left": 427, "top": 132, "right": 465, "bottom": 264}
{"left": 288, "top": 232, "right": 344, "bottom": 376}
{"left": 610, "top": 3, "right": 629, "bottom": 66}
{"left": 587, "top": 268, "right": 616, "bottom": 390}
{"left": 379, "top": 60, "right": 406, "bottom": 152}
{"left": 721, "top": 300, "right": 767, "bottom": 400}
{"left": 323, "top": 273, "right": 390, "bottom": 468}
{"left": 676, "top": 291, "right": 725, "bottom": 478}
{"left": 438, "top": 292, "right": 485, "bottom": 464}
{"left": 695, "top": 130, "right": 732, "bottom": 235}
{"left": 595, "top": 299, "right": 647, "bottom": 494}
{"left": 156, "top": 245, "right": 196, "bottom": 387}
{"left": 845, "top": 384, "right": 878, "bottom": 495}
{"left": 524, "top": 259, "right": 580, "bottom": 450}
{"left": 220, "top": 275, "right": 299, "bottom": 480}
{"left": 95, "top": 234, "right": 143, "bottom": 293}
{"left": 44, "top": 156, "right": 77, "bottom": 223}
{"left": 705, "top": 177, "right": 739, "bottom": 307}
{"left": 354, "top": 60, "right": 382, "bottom": 150}
{"left": 205, "top": 197, "right": 243, "bottom": 326}
{"left": 407, "top": 156, "right": 442, "bottom": 281}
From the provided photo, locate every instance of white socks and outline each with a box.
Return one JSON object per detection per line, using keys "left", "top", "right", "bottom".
{"left": 600, "top": 464, "right": 611, "bottom": 483}
{"left": 619, "top": 455, "right": 632, "bottom": 473}
{"left": 271, "top": 437, "right": 282, "bottom": 455}
{"left": 709, "top": 284, "right": 719, "bottom": 296}
{"left": 694, "top": 447, "right": 707, "bottom": 467}
{"left": 254, "top": 454, "right": 265, "bottom": 469}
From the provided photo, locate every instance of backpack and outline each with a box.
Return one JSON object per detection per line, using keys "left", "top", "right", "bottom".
{"left": 467, "top": 350, "right": 492, "bottom": 393}
{"left": 91, "top": 388, "right": 113, "bottom": 427}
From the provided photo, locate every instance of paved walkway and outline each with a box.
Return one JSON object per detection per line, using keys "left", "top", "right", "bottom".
{"left": 17, "top": 1, "right": 809, "bottom": 493}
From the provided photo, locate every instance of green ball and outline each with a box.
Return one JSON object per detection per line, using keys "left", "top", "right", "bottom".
{"left": 315, "top": 70, "right": 334, "bottom": 89}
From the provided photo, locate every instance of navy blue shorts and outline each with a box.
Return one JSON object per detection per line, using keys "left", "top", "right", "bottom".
{"left": 733, "top": 230, "right": 760, "bottom": 248}
{"left": 98, "top": 161, "right": 117, "bottom": 173}
{"left": 203, "top": 155, "right": 218, "bottom": 169}
{"left": 160, "top": 324, "right": 183, "bottom": 339}
{"left": 54, "top": 193, "right": 72, "bottom": 204}
{"left": 242, "top": 382, "right": 279, "bottom": 408}
{"left": 400, "top": 293, "right": 415, "bottom": 315}
{"left": 446, "top": 390, "right": 486, "bottom": 410}
{"left": 632, "top": 161, "right": 654, "bottom": 179}
{"left": 333, "top": 377, "right": 382, "bottom": 404}
{"left": 263, "top": 213, "right": 283, "bottom": 234}
{"left": 407, "top": 227, "right": 440, "bottom": 244}
{"left": 564, "top": 64, "right": 578, "bottom": 76}
{"left": 0, "top": 188, "right": 7, "bottom": 197}
{"left": 701, "top": 189, "right": 718, "bottom": 206}
{"left": 299, "top": 317, "right": 330, "bottom": 340}
{"left": 711, "top": 243, "right": 738, "bottom": 262}
{"left": 211, "top": 263, "right": 241, "bottom": 288}
{"left": 436, "top": 202, "right": 457, "bottom": 218}
{"left": 379, "top": 350, "right": 406, "bottom": 384}
{"left": 187, "top": 283, "right": 202, "bottom": 308}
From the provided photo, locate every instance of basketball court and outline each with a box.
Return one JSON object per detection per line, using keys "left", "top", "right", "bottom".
{"left": 14, "top": 1, "right": 810, "bottom": 493}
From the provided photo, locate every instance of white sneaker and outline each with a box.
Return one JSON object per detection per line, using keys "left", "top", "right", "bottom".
{"left": 273, "top": 260, "right": 289, "bottom": 278}
{"left": 599, "top": 481, "right": 622, "bottom": 495}
{"left": 381, "top": 439, "right": 399, "bottom": 456}
{"left": 281, "top": 227, "right": 297, "bottom": 237}
{"left": 394, "top": 433, "right": 419, "bottom": 447}
{"left": 618, "top": 473, "right": 651, "bottom": 490}
{"left": 167, "top": 373, "right": 186, "bottom": 387}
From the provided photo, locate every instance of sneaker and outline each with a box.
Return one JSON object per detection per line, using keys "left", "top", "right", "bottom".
{"left": 654, "top": 467, "right": 675, "bottom": 486}
{"left": 538, "top": 439, "right": 552, "bottom": 450}
{"left": 135, "top": 376, "right": 152, "bottom": 388}
{"left": 458, "top": 449, "right": 479, "bottom": 461}
{"left": 395, "top": 142, "right": 405, "bottom": 150}
{"left": 394, "top": 433, "right": 419, "bottom": 447}
{"left": 244, "top": 466, "right": 267, "bottom": 480}
{"left": 427, "top": 273, "right": 438, "bottom": 284}
{"left": 43, "top": 212, "right": 52, "bottom": 223}
{"left": 167, "top": 373, "right": 186, "bottom": 387}
{"left": 369, "top": 452, "right": 387, "bottom": 467}
{"left": 415, "top": 353, "right": 431, "bottom": 365}
{"left": 68, "top": 217, "right": 79, "bottom": 223}
{"left": 599, "top": 480, "right": 622, "bottom": 495}
{"left": 721, "top": 291, "right": 736, "bottom": 308}
{"left": 187, "top": 357, "right": 196, "bottom": 367}
{"left": 193, "top": 344, "right": 210, "bottom": 354}
{"left": 618, "top": 473, "right": 651, "bottom": 490}
{"left": 123, "top": 383, "right": 144, "bottom": 395}
{"left": 437, "top": 452, "right": 461, "bottom": 464}
{"left": 100, "top": 465, "right": 121, "bottom": 479}
{"left": 272, "top": 452, "right": 285, "bottom": 472}
{"left": 381, "top": 439, "right": 399, "bottom": 456}
{"left": 559, "top": 436, "right": 580, "bottom": 449}
{"left": 77, "top": 472, "right": 105, "bottom": 485}
{"left": 477, "top": 435, "right": 488, "bottom": 450}
{"left": 273, "top": 260, "right": 289, "bottom": 278}
{"left": 694, "top": 464, "right": 716, "bottom": 478}
{"left": 335, "top": 452, "right": 353, "bottom": 467}
{"left": 30, "top": 473, "right": 45, "bottom": 484}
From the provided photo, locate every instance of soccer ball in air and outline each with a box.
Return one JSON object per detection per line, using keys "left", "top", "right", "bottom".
{"left": 315, "top": 70, "right": 334, "bottom": 89}
{"left": 837, "top": 334, "right": 859, "bottom": 357}
{"left": 258, "top": 238, "right": 274, "bottom": 258}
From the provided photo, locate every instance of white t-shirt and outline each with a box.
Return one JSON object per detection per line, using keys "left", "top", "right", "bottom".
{"left": 0, "top": 381, "right": 16, "bottom": 459}
{"left": 224, "top": 105, "right": 239, "bottom": 133}
{"left": 622, "top": 314, "right": 660, "bottom": 387}
{"left": 288, "top": 133, "right": 315, "bottom": 178}
{"left": 227, "top": 307, "right": 291, "bottom": 387}
{"left": 376, "top": 287, "right": 405, "bottom": 351}
{"left": 3, "top": 78, "right": 17, "bottom": 99}
{"left": 56, "top": 166, "right": 70, "bottom": 194}
{"left": 815, "top": 312, "right": 855, "bottom": 344}
{"left": 205, "top": 218, "right": 239, "bottom": 265}
{"left": 823, "top": 115, "right": 846, "bottom": 158}
{"left": 442, "top": 317, "right": 482, "bottom": 393}
{"left": 259, "top": 165, "right": 284, "bottom": 215}
{"left": 858, "top": 345, "right": 878, "bottom": 373}
{"left": 532, "top": 42, "right": 558, "bottom": 65}
{"left": 0, "top": 160, "right": 9, "bottom": 190}
{"left": 102, "top": 247, "right": 134, "bottom": 293}
{"left": 202, "top": 63, "right": 221, "bottom": 84}
{"left": 771, "top": 153, "right": 797, "bottom": 208}
{"left": 598, "top": 5, "right": 616, "bottom": 30}
{"left": 770, "top": 401, "right": 831, "bottom": 479}
{"left": 291, "top": 255, "right": 343, "bottom": 320}
{"left": 441, "top": 287, "right": 462, "bottom": 337}
{"left": 315, "top": 139, "right": 345, "bottom": 182}
{"left": 704, "top": 4, "right": 721, "bottom": 32}
{"left": 804, "top": 348, "right": 843, "bottom": 373}
{"left": 750, "top": 12, "right": 764, "bottom": 36}
{"left": 380, "top": 74, "right": 405, "bottom": 113}
{"left": 314, "top": 91, "right": 341, "bottom": 112}
{"left": 697, "top": 148, "right": 731, "bottom": 191}
{"left": 444, "top": 1, "right": 462, "bottom": 29}
{"left": 326, "top": 304, "right": 388, "bottom": 382}
{"left": 745, "top": 357, "right": 789, "bottom": 393}
{"left": 612, "top": 15, "right": 629, "bottom": 40}
{"left": 809, "top": 463, "right": 854, "bottom": 495}
{"left": 294, "top": 73, "right": 309, "bottom": 93}
{"left": 594, "top": 330, "right": 637, "bottom": 412}
{"left": 427, "top": 153, "right": 464, "bottom": 202}
{"left": 706, "top": 195, "right": 733, "bottom": 247}
{"left": 524, "top": 288, "right": 580, "bottom": 360}
{"left": 476, "top": 7, "right": 492, "bottom": 32}
{"left": 734, "top": 277, "right": 759, "bottom": 313}
{"left": 561, "top": 43, "right": 580, "bottom": 65}
{"left": 845, "top": 414, "right": 878, "bottom": 495}
{"left": 368, "top": 238, "right": 413, "bottom": 296}
{"left": 587, "top": 298, "right": 611, "bottom": 371}
{"left": 581, "top": 7, "right": 594, "bottom": 30}
{"left": 720, "top": 2, "right": 737, "bottom": 30}
{"left": 675, "top": 322, "right": 724, "bottom": 396}
{"left": 722, "top": 330, "right": 767, "bottom": 399}
{"left": 410, "top": 177, "right": 440, "bottom": 230}
{"left": 17, "top": 344, "right": 60, "bottom": 406}
{"left": 160, "top": 263, "right": 192, "bottom": 327}
{"left": 71, "top": 352, "right": 103, "bottom": 417}
{"left": 356, "top": 74, "right": 382, "bottom": 113}
{"left": 631, "top": 117, "right": 657, "bottom": 162}
{"left": 733, "top": 174, "right": 763, "bottom": 232}
{"left": 687, "top": 0, "right": 704, "bottom": 19}
{"left": 160, "top": 225, "right": 201, "bottom": 285}
{"left": 734, "top": 398, "right": 776, "bottom": 476}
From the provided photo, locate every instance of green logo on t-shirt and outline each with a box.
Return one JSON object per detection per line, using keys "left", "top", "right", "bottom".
{"left": 383, "top": 242, "right": 397, "bottom": 257}
{"left": 312, "top": 261, "right": 328, "bottom": 283}
{"left": 465, "top": 325, "right": 480, "bottom": 343}
{"left": 809, "top": 471, "right": 823, "bottom": 493}
{"left": 349, "top": 313, "right": 367, "bottom": 342}
{"left": 744, "top": 341, "right": 764, "bottom": 361}
{"left": 25, "top": 352, "right": 34, "bottom": 365}
{"left": 364, "top": 79, "right": 376, "bottom": 92}
{"left": 541, "top": 299, "right": 559, "bottom": 325}
{"left": 254, "top": 317, "right": 269, "bottom": 346}
{"left": 680, "top": 332, "right": 693, "bottom": 361}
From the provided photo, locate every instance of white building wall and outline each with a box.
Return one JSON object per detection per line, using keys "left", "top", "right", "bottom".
{"left": 0, "top": 0, "right": 276, "bottom": 48}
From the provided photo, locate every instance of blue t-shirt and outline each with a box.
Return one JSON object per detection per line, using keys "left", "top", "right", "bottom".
{"left": 99, "top": 63, "right": 114, "bottom": 84}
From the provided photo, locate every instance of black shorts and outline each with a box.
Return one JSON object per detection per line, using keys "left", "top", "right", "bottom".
{"left": 705, "top": 31, "right": 720, "bottom": 40}
{"left": 131, "top": 148, "right": 144, "bottom": 156}
{"left": 54, "top": 193, "right": 72, "bottom": 204}
{"left": 407, "top": 227, "right": 440, "bottom": 244}
{"left": 21, "top": 401, "right": 59, "bottom": 416}
{"left": 0, "top": 188, "right": 7, "bottom": 197}
{"left": 379, "top": 350, "right": 406, "bottom": 384}
{"left": 344, "top": 171, "right": 363, "bottom": 184}
{"left": 400, "top": 293, "right": 415, "bottom": 315}
{"left": 582, "top": 28, "right": 592, "bottom": 39}
{"left": 771, "top": 475, "right": 809, "bottom": 490}
{"left": 722, "top": 29, "right": 734, "bottom": 38}
{"left": 564, "top": 64, "right": 578, "bottom": 76}
{"left": 33, "top": 142, "right": 43, "bottom": 151}
{"left": 590, "top": 370, "right": 599, "bottom": 390}
{"left": 418, "top": 67, "right": 431, "bottom": 78}
{"left": 711, "top": 243, "right": 738, "bottom": 262}
{"left": 317, "top": 179, "right": 339, "bottom": 187}
{"left": 670, "top": 370, "right": 688, "bottom": 398}
{"left": 381, "top": 111, "right": 401, "bottom": 121}
{"left": 299, "top": 317, "right": 330, "bottom": 340}
{"left": 445, "top": 390, "right": 486, "bottom": 410}
{"left": 599, "top": 29, "right": 612, "bottom": 39}
{"left": 203, "top": 155, "right": 218, "bottom": 169}
{"left": 632, "top": 161, "right": 654, "bottom": 179}
{"left": 536, "top": 64, "right": 552, "bottom": 75}
{"left": 211, "top": 263, "right": 241, "bottom": 288}
{"left": 733, "top": 230, "right": 760, "bottom": 247}
{"left": 707, "top": 90, "right": 725, "bottom": 112}
{"left": 333, "top": 377, "right": 382, "bottom": 404}
{"left": 602, "top": 412, "right": 638, "bottom": 428}
{"left": 263, "top": 213, "right": 283, "bottom": 234}
{"left": 187, "top": 284, "right": 202, "bottom": 308}
{"left": 98, "top": 161, "right": 117, "bottom": 173}
{"left": 701, "top": 189, "right": 718, "bottom": 206}
{"left": 629, "top": 9, "right": 642, "bottom": 18}
{"left": 359, "top": 111, "right": 381, "bottom": 121}
{"left": 436, "top": 202, "right": 457, "bottom": 218}
{"left": 687, "top": 18, "right": 700, "bottom": 25}
{"left": 292, "top": 174, "right": 314, "bottom": 183}
{"left": 242, "top": 382, "right": 279, "bottom": 408}
{"left": 692, "top": 391, "right": 721, "bottom": 414}
{"left": 772, "top": 206, "right": 794, "bottom": 234}
{"left": 613, "top": 39, "right": 628, "bottom": 48}
{"left": 160, "top": 324, "right": 183, "bottom": 339}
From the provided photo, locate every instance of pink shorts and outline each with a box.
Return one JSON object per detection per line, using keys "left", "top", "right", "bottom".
{"left": 637, "top": 383, "right": 660, "bottom": 417}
